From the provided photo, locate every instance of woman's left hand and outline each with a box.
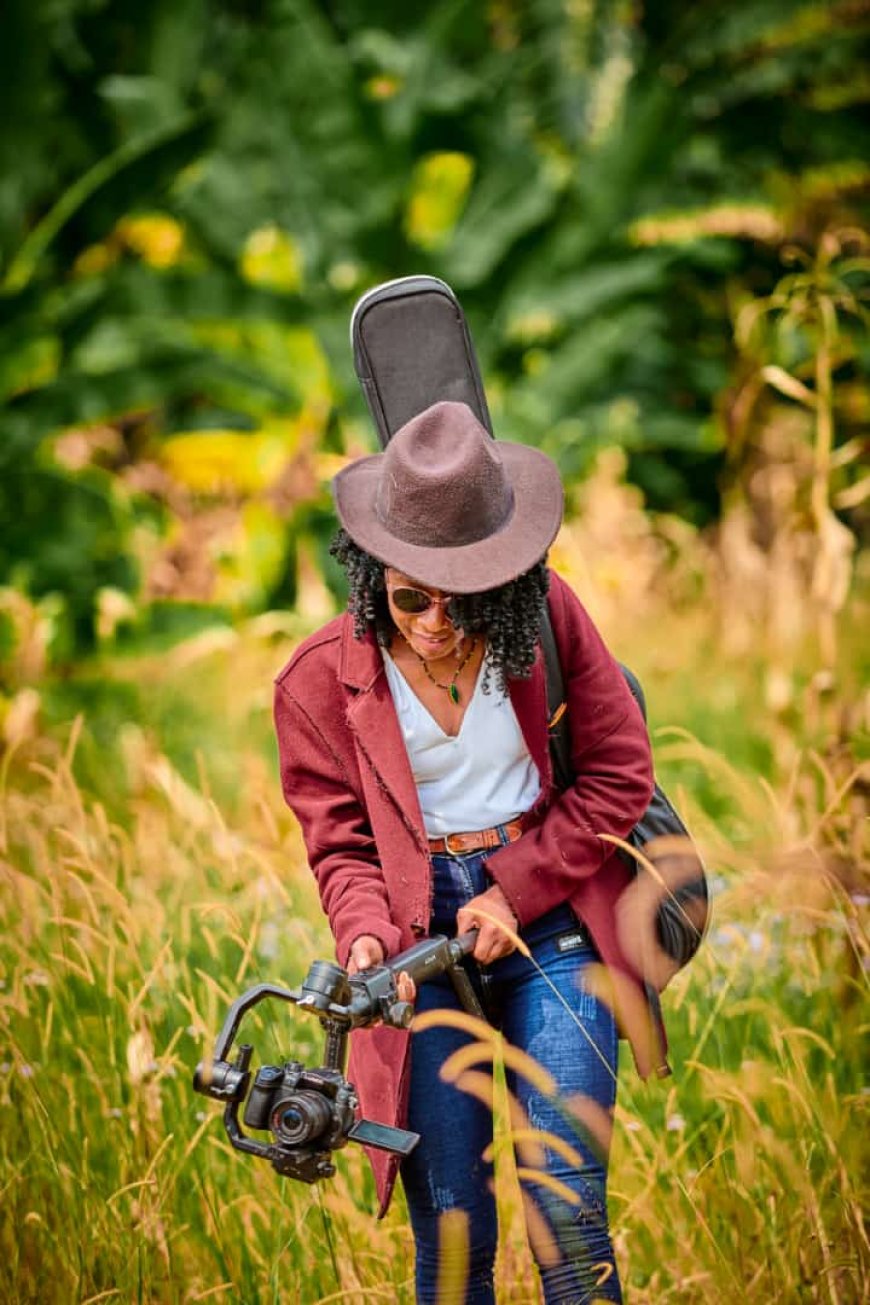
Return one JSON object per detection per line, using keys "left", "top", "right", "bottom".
{"left": 456, "top": 885, "right": 519, "bottom": 965}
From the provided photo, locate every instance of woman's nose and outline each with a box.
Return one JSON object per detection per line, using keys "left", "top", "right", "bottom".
{"left": 419, "top": 598, "right": 452, "bottom": 629}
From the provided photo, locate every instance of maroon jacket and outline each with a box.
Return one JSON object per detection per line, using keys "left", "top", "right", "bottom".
{"left": 274, "top": 570, "right": 658, "bottom": 1215}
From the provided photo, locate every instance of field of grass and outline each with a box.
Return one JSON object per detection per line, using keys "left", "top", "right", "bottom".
{"left": 1, "top": 542, "right": 867, "bottom": 1303}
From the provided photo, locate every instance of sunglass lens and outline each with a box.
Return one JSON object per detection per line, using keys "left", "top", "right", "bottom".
{"left": 392, "top": 587, "right": 432, "bottom": 614}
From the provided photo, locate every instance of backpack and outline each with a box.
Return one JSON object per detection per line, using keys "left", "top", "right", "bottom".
{"left": 539, "top": 606, "right": 708, "bottom": 979}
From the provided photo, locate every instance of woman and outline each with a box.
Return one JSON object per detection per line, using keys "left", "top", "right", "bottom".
{"left": 274, "top": 400, "right": 659, "bottom": 1303}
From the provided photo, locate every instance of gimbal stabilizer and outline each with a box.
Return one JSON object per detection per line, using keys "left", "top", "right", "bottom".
{"left": 193, "top": 931, "right": 481, "bottom": 1184}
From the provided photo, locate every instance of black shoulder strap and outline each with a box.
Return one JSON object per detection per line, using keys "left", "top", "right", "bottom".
{"left": 540, "top": 603, "right": 573, "bottom": 792}
{"left": 541, "top": 602, "right": 646, "bottom": 791}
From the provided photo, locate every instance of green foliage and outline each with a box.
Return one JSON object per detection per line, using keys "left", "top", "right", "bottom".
{"left": 0, "top": 466, "right": 138, "bottom": 647}
{"left": 0, "top": 0, "right": 867, "bottom": 655}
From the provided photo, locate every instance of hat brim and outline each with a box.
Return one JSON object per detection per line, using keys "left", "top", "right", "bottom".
{"left": 333, "top": 441, "right": 563, "bottom": 593}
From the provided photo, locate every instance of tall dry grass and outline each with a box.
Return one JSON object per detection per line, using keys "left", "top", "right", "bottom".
{"left": 0, "top": 709, "right": 420, "bottom": 1303}
{"left": 2, "top": 651, "right": 865, "bottom": 1301}
{"left": 1, "top": 460, "right": 867, "bottom": 1301}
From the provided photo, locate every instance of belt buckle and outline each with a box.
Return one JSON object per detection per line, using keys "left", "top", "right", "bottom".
{"left": 443, "top": 831, "right": 466, "bottom": 855}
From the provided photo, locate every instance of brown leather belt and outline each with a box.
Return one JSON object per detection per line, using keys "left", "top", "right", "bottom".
{"left": 428, "top": 818, "right": 525, "bottom": 856}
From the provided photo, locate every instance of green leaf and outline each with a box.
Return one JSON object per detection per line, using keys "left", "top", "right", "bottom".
{"left": 443, "top": 158, "right": 562, "bottom": 286}
{"left": 2, "top": 112, "right": 212, "bottom": 291}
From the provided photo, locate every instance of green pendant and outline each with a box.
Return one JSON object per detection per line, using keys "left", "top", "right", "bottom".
{"left": 448, "top": 683, "right": 460, "bottom": 705}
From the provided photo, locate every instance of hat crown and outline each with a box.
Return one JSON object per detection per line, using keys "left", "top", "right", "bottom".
{"left": 374, "top": 402, "right": 513, "bottom": 548}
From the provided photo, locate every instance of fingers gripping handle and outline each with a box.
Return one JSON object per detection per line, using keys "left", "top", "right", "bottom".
{"left": 349, "top": 930, "right": 483, "bottom": 1027}
{"left": 391, "top": 931, "right": 482, "bottom": 1020}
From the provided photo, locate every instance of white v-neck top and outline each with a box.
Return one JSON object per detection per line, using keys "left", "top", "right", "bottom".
{"left": 382, "top": 651, "right": 541, "bottom": 836}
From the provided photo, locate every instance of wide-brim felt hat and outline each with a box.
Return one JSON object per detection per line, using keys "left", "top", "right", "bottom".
{"left": 332, "top": 400, "right": 563, "bottom": 593}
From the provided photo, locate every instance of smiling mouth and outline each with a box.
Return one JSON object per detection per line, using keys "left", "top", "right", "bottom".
{"left": 416, "top": 634, "right": 452, "bottom": 652}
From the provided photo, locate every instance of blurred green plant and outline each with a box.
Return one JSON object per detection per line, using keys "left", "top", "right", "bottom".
{"left": 710, "top": 228, "right": 869, "bottom": 690}
{"left": 0, "top": 0, "right": 867, "bottom": 661}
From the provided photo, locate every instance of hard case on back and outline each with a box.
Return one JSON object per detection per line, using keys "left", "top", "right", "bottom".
{"left": 350, "top": 275, "right": 493, "bottom": 448}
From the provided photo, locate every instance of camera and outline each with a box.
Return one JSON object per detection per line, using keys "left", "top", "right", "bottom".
{"left": 245, "top": 1065, "right": 340, "bottom": 1144}
{"left": 237, "top": 1059, "right": 363, "bottom": 1183}
{"left": 193, "top": 933, "right": 481, "bottom": 1184}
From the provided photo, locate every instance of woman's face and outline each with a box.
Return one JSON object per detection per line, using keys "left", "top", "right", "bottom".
{"left": 385, "top": 568, "right": 465, "bottom": 662}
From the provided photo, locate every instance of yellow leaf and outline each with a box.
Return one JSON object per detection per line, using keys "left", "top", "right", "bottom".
{"left": 159, "top": 431, "right": 288, "bottom": 493}
{"left": 116, "top": 214, "right": 185, "bottom": 268}
{"left": 761, "top": 365, "right": 818, "bottom": 408}
{"left": 405, "top": 152, "right": 474, "bottom": 250}
{"left": 240, "top": 225, "right": 303, "bottom": 293}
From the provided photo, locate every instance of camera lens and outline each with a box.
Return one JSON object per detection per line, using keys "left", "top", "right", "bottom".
{"left": 270, "top": 1089, "right": 333, "bottom": 1146}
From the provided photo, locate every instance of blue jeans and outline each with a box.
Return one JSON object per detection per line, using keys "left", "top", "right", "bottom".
{"left": 401, "top": 843, "right": 622, "bottom": 1305}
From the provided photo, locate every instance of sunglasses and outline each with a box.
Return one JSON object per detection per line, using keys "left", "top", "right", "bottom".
{"left": 388, "top": 585, "right": 457, "bottom": 619}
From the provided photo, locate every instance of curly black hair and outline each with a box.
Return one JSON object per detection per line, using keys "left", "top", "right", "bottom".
{"left": 329, "top": 528, "right": 549, "bottom": 693}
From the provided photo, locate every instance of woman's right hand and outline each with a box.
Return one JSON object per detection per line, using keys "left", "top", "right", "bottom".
{"left": 347, "top": 935, "right": 416, "bottom": 1004}
{"left": 347, "top": 935, "right": 385, "bottom": 974}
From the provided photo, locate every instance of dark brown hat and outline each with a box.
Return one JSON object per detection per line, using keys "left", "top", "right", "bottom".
{"left": 332, "top": 401, "right": 563, "bottom": 592}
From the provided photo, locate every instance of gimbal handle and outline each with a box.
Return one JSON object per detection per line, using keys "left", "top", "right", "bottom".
{"left": 350, "top": 929, "right": 482, "bottom": 1028}
{"left": 195, "top": 930, "right": 481, "bottom": 1098}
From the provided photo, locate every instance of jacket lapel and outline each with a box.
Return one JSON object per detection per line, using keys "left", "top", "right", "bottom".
{"left": 509, "top": 647, "right": 552, "bottom": 791}
{"left": 339, "top": 618, "right": 428, "bottom": 854}
{"left": 339, "top": 615, "right": 551, "bottom": 839}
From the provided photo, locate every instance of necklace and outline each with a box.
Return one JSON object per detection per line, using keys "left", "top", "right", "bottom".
{"left": 413, "top": 638, "right": 476, "bottom": 705}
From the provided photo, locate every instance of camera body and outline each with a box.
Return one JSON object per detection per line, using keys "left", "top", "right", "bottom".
{"left": 242, "top": 1061, "right": 356, "bottom": 1183}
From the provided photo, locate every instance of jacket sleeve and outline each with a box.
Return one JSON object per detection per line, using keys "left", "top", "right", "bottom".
{"left": 274, "top": 680, "right": 403, "bottom": 966}
{"left": 485, "top": 575, "right": 654, "bottom": 927}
